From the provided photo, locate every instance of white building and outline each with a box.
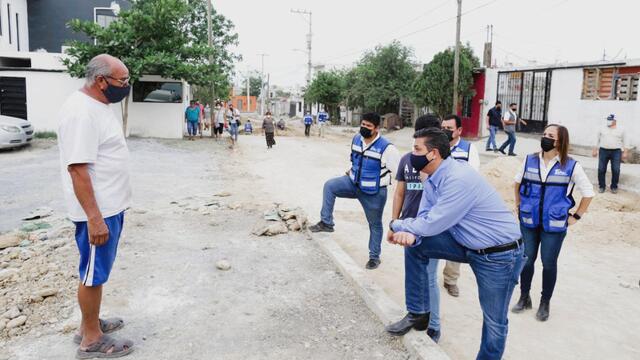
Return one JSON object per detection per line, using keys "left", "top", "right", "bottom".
{"left": 0, "top": 51, "right": 190, "bottom": 138}
{"left": 0, "top": 0, "right": 29, "bottom": 53}
{"left": 480, "top": 60, "right": 639, "bottom": 154}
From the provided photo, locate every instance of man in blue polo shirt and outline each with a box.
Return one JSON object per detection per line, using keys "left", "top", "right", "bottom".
{"left": 387, "top": 128, "right": 525, "bottom": 360}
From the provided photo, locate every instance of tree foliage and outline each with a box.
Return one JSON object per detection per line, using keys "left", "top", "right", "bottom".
{"left": 62, "top": 0, "right": 240, "bottom": 131}
{"left": 304, "top": 70, "right": 346, "bottom": 121}
{"left": 412, "top": 44, "right": 480, "bottom": 118}
{"left": 240, "top": 73, "right": 262, "bottom": 97}
{"left": 345, "top": 41, "right": 416, "bottom": 114}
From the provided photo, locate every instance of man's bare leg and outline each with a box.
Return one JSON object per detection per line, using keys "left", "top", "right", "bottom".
{"left": 78, "top": 283, "right": 103, "bottom": 348}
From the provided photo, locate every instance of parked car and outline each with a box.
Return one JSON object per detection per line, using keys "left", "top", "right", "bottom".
{"left": 0, "top": 115, "right": 34, "bottom": 149}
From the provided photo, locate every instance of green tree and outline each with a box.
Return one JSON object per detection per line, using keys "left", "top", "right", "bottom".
{"left": 62, "top": 0, "right": 240, "bottom": 132}
{"left": 304, "top": 70, "right": 346, "bottom": 122}
{"left": 240, "top": 73, "right": 262, "bottom": 97}
{"left": 346, "top": 41, "right": 416, "bottom": 114}
{"left": 412, "top": 44, "right": 480, "bottom": 118}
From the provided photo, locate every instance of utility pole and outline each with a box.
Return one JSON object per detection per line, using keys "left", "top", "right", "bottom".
{"left": 206, "top": 0, "right": 215, "bottom": 104}
{"left": 291, "top": 9, "right": 312, "bottom": 88}
{"left": 258, "top": 53, "right": 269, "bottom": 115}
{"left": 246, "top": 74, "right": 251, "bottom": 113}
{"left": 452, "top": 0, "right": 462, "bottom": 114}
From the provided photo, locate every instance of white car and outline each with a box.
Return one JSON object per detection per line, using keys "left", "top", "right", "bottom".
{"left": 0, "top": 115, "right": 34, "bottom": 149}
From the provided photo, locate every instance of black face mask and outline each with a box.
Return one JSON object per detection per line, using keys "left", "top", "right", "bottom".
{"left": 540, "top": 137, "right": 555, "bottom": 152}
{"left": 360, "top": 126, "right": 373, "bottom": 138}
{"left": 443, "top": 129, "right": 454, "bottom": 142}
{"left": 410, "top": 153, "right": 431, "bottom": 172}
{"left": 103, "top": 83, "right": 131, "bottom": 103}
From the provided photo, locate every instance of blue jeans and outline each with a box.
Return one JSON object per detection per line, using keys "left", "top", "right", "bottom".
{"left": 187, "top": 121, "right": 198, "bottom": 136}
{"left": 519, "top": 225, "right": 567, "bottom": 301}
{"left": 597, "top": 148, "right": 621, "bottom": 190}
{"left": 405, "top": 232, "right": 526, "bottom": 360}
{"left": 404, "top": 247, "right": 440, "bottom": 331}
{"left": 320, "top": 175, "right": 387, "bottom": 259}
{"left": 228, "top": 123, "right": 239, "bottom": 141}
{"left": 499, "top": 131, "right": 517, "bottom": 154}
{"left": 486, "top": 125, "right": 499, "bottom": 150}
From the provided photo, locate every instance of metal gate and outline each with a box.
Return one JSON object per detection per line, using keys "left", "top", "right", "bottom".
{"left": 497, "top": 70, "right": 551, "bottom": 133}
{"left": 0, "top": 76, "right": 27, "bottom": 120}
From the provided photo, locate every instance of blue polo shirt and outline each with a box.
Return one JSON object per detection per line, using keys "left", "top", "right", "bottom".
{"left": 185, "top": 106, "right": 200, "bottom": 122}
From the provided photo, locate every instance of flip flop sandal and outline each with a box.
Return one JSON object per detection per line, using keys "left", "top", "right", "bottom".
{"left": 76, "top": 334, "right": 134, "bottom": 359}
{"left": 73, "top": 318, "right": 125, "bottom": 345}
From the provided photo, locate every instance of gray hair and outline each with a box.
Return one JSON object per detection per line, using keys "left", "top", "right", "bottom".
{"left": 85, "top": 54, "right": 113, "bottom": 86}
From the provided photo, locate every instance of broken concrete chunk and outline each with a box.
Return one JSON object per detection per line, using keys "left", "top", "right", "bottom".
{"left": 0, "top": 234, "right": 21, "bottom": 249}
{"left": 6, "top": 315, "right": 27, "bottom": 329}
{"left": 35, "top": 288, "right": 58, "bottom": 298}
{"left": 22, "top": 207, "right": 54, "bottom": 221}
{"left": 213, "top": 191, "right": 232, "bottom": 197}
{"left": 0, "top": 268, "right": 19, "bottom": 282}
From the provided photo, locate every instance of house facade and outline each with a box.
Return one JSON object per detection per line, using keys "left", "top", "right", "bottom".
{"left": 463, "top": 60, "right": 639, "bottom": 157}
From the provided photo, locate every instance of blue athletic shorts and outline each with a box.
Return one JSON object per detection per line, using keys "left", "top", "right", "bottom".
{"left": 73, "top": 211, "right": 124, "bottom": 287}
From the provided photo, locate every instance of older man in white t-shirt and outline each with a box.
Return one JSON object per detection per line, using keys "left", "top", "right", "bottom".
{"left": 57, "top": 54, "right": 134, "bottom": 358}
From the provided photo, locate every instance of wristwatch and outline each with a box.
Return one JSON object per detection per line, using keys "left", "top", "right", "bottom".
{"left": 571, "top": 213, "right": 581, "bottom": 220}
{"left": 389, "top": 220, "right": 396, "bottom": 232}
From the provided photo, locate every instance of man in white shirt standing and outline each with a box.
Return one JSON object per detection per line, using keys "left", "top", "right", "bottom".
{"left": 57, "top": 54, "right": 134, "bottom": 358}
{"left": 440, "top": 114, "right": 480, "bottom": 297}
{"left": 592, "top": 114, "right": 630, "bottom": 194}
{"left": 498, "top": 103, "right": 527, "bottom": 156}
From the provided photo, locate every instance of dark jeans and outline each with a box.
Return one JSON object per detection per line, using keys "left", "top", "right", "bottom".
{"left": 405, "top": 232, "right": 526, "bottom": 360}
{"left": 265, "top": 132, "right": 275, "bottom": 147}
{"left": 304, "top": 124, "right": 311, "bottom": 136}
{"left": 499, "top": 131, "right": 517, "bottom": 154}
{"left": 320, "top": 175, "right": 387, "bottom": 259}
{"left": 598, "top": 148, "right": 621, "bottom": 190}
{"left": 519, "top": 225, "right": 567, "bottom": 301}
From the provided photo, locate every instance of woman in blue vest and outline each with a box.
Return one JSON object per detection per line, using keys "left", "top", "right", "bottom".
{"left": 512, "top": 124, "right": 594, "bottom": 321}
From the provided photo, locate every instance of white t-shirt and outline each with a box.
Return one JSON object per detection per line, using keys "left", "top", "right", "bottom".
{"left": 57, "top": 91, "right": 132, "bottom": 221}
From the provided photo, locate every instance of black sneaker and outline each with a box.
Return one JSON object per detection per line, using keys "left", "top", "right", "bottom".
{"left": 485, "top": 148, "right": 492, "bottom": 152}
{"left": 498, "top": 148, "right": 506, "bottom": 155}
{"left": 598, "top": 187, "right": 605, "bottom": 193}
{"left": 611, "top": 188, "right": 618, "bottom": 194}
{"left": 365, "top": 258, "right": 381, "bottom": 269}
{"left": 308, "top": 221, "right": 334, "bottom": 233}
{"left": 508, "top": 153, "right": 517, "bottom": 156}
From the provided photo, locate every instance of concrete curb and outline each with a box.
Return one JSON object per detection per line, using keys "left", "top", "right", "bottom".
{"left": 310, "top": 232, "right": 451, "bottom": 360}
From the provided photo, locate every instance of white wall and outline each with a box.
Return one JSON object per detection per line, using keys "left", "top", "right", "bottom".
{"left": 481, "top": 68, "right": 499, "bottom": 138}
{"left": 547, "top": 68, "right": 640, "bottom": 149}
{"left": 0, "top": 0, "right": 29, "bottom": 52}
{"left": 125, "top": 75, "right": 187, "bottom": 139}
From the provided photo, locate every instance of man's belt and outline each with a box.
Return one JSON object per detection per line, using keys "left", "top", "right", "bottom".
{"left": 475, "top": 238, "right": 523, "bottom": 255}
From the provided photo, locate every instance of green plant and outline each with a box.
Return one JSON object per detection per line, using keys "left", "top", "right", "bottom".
{"left": 33, "top": 131, "right": 57, "bottom": 139}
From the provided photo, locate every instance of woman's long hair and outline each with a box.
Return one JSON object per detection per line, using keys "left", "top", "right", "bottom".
{"left": 545, "top": 123, "right": 570, "bottom": 166}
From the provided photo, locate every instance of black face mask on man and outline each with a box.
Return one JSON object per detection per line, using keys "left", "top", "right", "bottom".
{"left": 443, "top": 129, "right": 454, "bottom": 142}
{"left": 360, "top": 126, "right": 374, "bottom": 138}
{"left": 102, "top": 82, "right": 131, "bottom": 103}
{"left": 540, "top": 137, "right": 555, "bottom": 152}
{"left": 410, "top": 152, "right": 432, "bottom": 172}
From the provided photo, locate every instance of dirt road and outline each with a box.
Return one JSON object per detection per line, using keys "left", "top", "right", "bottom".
{"left": 236, "top": 122, "right": 640, "bottom": 360}
{"left": 0, "top": 138, "right": 408, "bottom": 359}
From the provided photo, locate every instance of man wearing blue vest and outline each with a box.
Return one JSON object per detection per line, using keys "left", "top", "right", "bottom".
{"left": 440, "top": 114, "right": 480, "bottom": 297}
{"left": 310, "top": 112, "right": 400, "bottom": 269}
{"left": 317, "top": 109, "right": 329, "bottom": 138}
{"left": 387, "top": 128, "right": 525, "bottom": 360}
{"left": 303, "top": 112, "right": 313, "bottom": 137}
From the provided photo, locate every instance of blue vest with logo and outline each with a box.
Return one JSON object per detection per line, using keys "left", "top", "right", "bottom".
{"left": 518, "top": 154, "right": 577, "bottom": 232}
{"left": 450, "top": 138, "right": 471, "bottom": 161}
{"left": 349, "top": 135, "right": 392, "bottom": 195}
{"left": 318, "top": 112, "right": 328, "bottom": 123}
{"left": 244, "top": 122, "right": 252, "bottom": 133}
{"left": 304, "top": 115, "right": 313, "bottom": 125}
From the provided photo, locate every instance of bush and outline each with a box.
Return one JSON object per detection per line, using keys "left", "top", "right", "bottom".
{"left": 34, "top": 131, "right": 57, "bottom": 139}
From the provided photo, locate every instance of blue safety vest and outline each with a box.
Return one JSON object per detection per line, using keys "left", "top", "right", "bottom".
{"left": 451, "top": 139, "right": 471, "bottom": 161}
{"left": 349, "top": 135, "right": 392, "bottom": 195}
{"left": 318, "top": 112, "right": 328, "bottom": 123}
{"left": 244, "top": 123, "right": 252, "bottom": 133}
{"left": 518, "top": 154, "right": 577, "bottom": 232}
{"left": 304, "top": 115, "right": 313, "bottom": 125}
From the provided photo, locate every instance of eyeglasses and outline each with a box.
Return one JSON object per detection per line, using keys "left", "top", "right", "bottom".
{"left": 103, "top": 75, "right": 130, "bottom": 86}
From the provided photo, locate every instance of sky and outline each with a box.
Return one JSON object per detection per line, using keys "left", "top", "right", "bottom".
{"left": 214, "top": 0, "right": 640, "bottom": 88}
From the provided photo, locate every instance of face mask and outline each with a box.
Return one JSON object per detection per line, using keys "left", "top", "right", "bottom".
{"left": 540, "top": 137, "right": 555, "bottom": 152}
{"left": 360, "top": 126, "right": 373, "bottom": 138}
{"left": 443, "top": 129, "right": 454, "bottom": 142}
{"left": 607, "top": 120, "right": 614, "bottom": 127}
{"left": 410, "top": 152, "right": 432, "bottom": 172}
{"left": 103, "top": 83, "right": 131, "bottom": 103}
